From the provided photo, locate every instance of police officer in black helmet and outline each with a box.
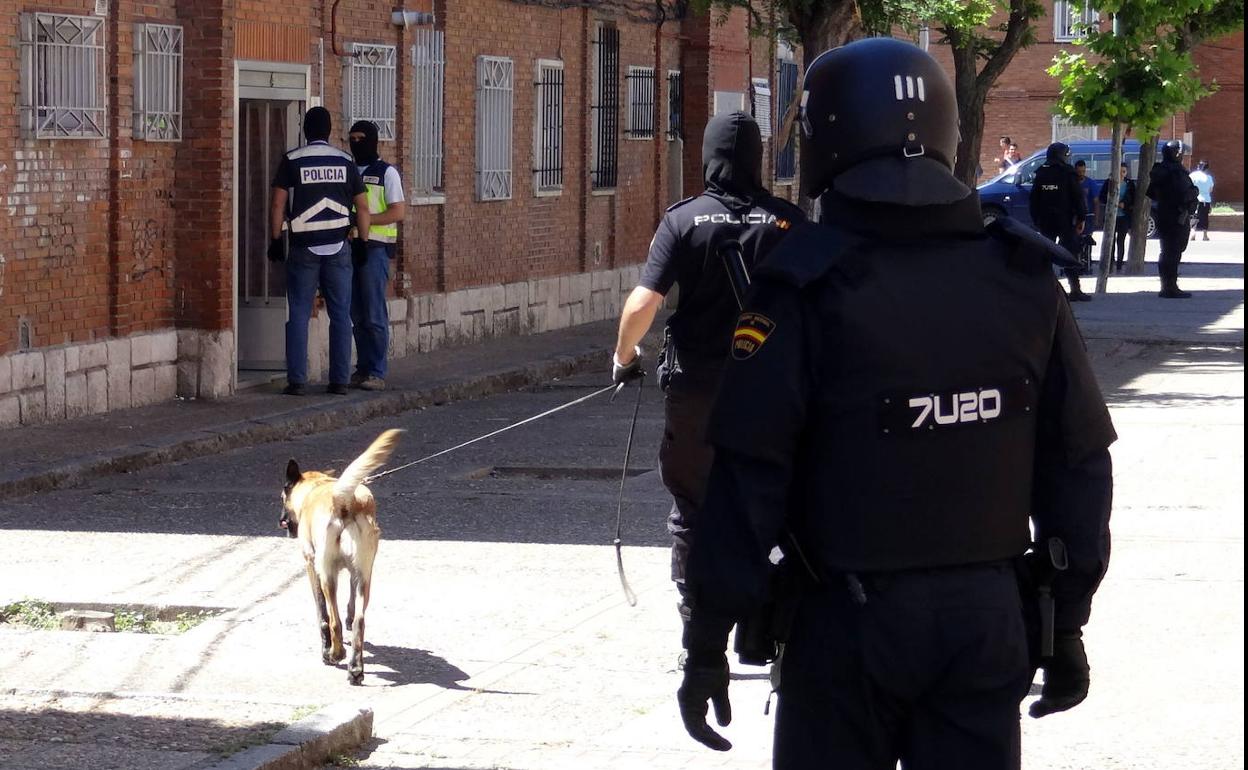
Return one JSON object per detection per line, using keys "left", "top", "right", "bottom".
{"left": 612, "top": 111, "right": 805, "bottom": 632}
{"left": 1147, "top": 140, "right": 1199, "bottom": 298}
{"left": 1030, "top": 141, "right": 1093, "bottom": 301}
{"left": 676, "top": 39, "right": 1116, "bottom": 769}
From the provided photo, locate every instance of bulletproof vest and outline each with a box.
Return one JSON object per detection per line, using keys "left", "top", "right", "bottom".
{"left": 1153, "top": 161, "right": 1199, "bottom": 227}
{"left": 765, "top": 219, "right": 1059, "bottom": 571}
{"left": 664, "top": 194, "right": 802, "bottom": 365}
{"left": 1030, "top": 162, "right": 1072, "bottom": 233}
{"left": 360, "top": 159, "right": 398, "bottom": 244}
{"left": 284, "top": 143, "right": 358, "bottom": 248}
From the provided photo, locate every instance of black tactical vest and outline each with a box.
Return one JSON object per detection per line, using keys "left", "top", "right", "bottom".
{"left": 765, "top": 217, "right": 1060, "bottom": 571}
{"left": 284, "top": 143, "right": 358, "bottom": 248}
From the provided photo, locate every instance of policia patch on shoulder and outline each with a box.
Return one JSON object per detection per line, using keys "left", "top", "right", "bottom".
{"left": 732, "top": 312, "right": 776, "bottom": 360}
{"left": 876, "top": 377, "right": 1037, "bottom": 436}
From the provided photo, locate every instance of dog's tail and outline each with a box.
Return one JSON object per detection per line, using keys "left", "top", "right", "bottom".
{"left": 333, "top": 429, "right": 404, "bottom": 512}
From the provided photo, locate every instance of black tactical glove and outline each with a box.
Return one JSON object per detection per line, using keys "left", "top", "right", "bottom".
{"left": 1030, "top": 632, "right": 1090, "bottom": 718}
{"left": 267, "top": 238, "right": 285, "bottom": 263}
{"left": 351, "top": 238, "right": 369, "bottom": 267}
{"left": 677, "top": 651, "right": 732, "bottom": 751}
{"left": 611, "top": 346, "right": 645, "bottom": 385}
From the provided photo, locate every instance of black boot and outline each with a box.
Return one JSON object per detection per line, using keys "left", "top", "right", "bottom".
{"left": 1066, "top": 270, "right": 1092, "bottom": 302}
{"left": 1158, "top": 262, "right": 1192, "bottom": 298}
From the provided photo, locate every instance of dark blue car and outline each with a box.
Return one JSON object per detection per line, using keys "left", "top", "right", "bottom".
{"left": 977, "top": 139, "right": 1158, "bottom": 238}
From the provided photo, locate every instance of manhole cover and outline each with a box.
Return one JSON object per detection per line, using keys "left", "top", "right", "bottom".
{"left": 466, "top": 466, "right": 653, "bottom": 481}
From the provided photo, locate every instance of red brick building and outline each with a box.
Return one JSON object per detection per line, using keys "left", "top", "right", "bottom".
{"left": 0, "top": 0, "right": 796, "bottom": 427}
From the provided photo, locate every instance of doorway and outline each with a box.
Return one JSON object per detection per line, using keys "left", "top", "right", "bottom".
{"left": 234, "top": 61, "right": 309, "bottom": 378}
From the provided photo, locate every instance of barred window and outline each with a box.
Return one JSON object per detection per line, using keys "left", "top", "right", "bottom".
{"left": 133, "top": 23, "right": 183, "bottom": 141}
{"left": 411, "top": 29, "right": 445, "bottom": 196}
{"left": 667, "top": 70, "right": 683, "bottom": 140}
{"left": 750, "top": 77, "right": 773, "bottom": 138}
{"left": 19, "top": 13, "right": 107, "bottom": 139}
{"left": 346, "top": 43, "right": 396, "bottom": 141}
{"left": 1054, "top": 0, "right": 1097, "bottom": 41}
{"left": 534, "top": 59, "right": 565, "bottom": 194}
{"left": 591, "top": 23, "right": 619, "bottom": 189}
{"left": 476, "top": 56, "right": 514, "bottom": 201}
{"left": 1052, "top": 115, "right": 1098, "bottom": 143}
{"left": 626, "top": 66, "right": 656, "bottom": 139}
{"left": 776, "top": 60, "right": 799, "bottom": 181}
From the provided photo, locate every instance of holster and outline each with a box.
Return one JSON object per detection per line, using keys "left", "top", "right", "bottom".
{"left": 733, "top": 558, "right": 804, "bottom": 667}
{"left": 657, "top": 328, "right": 678, "bottom": 393}
{"left": 1015, "top": 537, "right": 1069, "bottom": 669}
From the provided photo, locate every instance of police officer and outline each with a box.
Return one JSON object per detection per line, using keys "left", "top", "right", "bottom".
{"left": 270, "top": 106, "right": 370, "bottom": 396}
{"left": 676, "top": 39, "right": 1115, "bottom": 769}
{"left": 1146, "top": 140, "right": 1199, "bottom": 298}
{"left": 612, "top": 111, "right": 805, "bottom": 629}
{"left": 1030, "top": 142, "right": 1092, "bottom": 301}
{"left": 348, "top": 120, "right": 407, "bottom": 391}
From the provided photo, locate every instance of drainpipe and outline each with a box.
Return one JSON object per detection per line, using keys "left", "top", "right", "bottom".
{"left": 653, "top": 3, "right": 665, "bottom": 224}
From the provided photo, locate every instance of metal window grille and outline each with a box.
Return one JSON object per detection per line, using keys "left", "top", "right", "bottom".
{"left": 591, "top": 23, "right": 619, "bottom": 189}
{"left": 1054, "top": 0, "right": 1097, "bottom": 41}
{"left": 19, "top": 13, "right": 107, "bottom": 139}
{"left": 626, "top": 66, "right": 656, "bottom": 139}
{"left": 751, "top": 77, "right": 773, "bottom": 138}
{"left": 667, "top": 71, "right": 683, "bottom": 140}
{"left": 476, "top": 56, "right": 514, "bottom": 201}
{"left": 133, "top": 23, "right": 182, "bottom": 141}
{"left": 346, "top": 43, "right": 397, "bottom": 140}
{"left": 1052, "top": 115, "right": 1098, "bottom": 143}
{"left": 776, "top": 60, "right": 798, "bottom": 181}
{"left": 534, "top": 60, "right": 565, "bottom": 192}
{"left": 411, "top": 29, "right": 445, "bottom": 195}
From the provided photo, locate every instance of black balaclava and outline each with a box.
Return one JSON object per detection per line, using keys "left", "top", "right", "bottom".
{"left": 303, "top": 106, "right": 332, "bottom": 142}
{"left": 349, "top": 120, "right": 380, "bottom": 165}
{"left": 702, "top": 111, "right": 766, "bottom": 209}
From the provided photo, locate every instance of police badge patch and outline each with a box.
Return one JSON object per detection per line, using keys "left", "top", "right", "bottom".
{"left": 732, "top": 312, "right": 775, "bottom": 360}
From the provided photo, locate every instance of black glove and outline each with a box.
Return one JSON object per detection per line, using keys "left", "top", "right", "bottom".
{"left": 611, "top": 346, "right": 645, "bottom": 385}
{"left": 677, "top": 652, "right": 732, "bottom": 751}
{"left": 267, "top": 238, "right": 285, "bottom": 263}
{"left": 351, "top": 238, "right": 368, "bottom": 267}
{"left": 1030, "top": 632, "right": 1090, "bottom": 718}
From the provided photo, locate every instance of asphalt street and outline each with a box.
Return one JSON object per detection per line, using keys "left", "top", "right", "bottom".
{"left": 0, "top": 235, "right": 1243, "bottom": 770}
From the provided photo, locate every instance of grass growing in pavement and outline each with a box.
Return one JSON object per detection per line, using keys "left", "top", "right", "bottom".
{"left": 0, "top": 600, "right": 58, "bottom": 630}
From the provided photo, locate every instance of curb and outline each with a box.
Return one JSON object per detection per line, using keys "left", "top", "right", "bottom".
{"left": 204, "top": 704, "right": 373, "bottom": 770}
{"left": 0, "top": 347, "right": 603, "bottom": 501}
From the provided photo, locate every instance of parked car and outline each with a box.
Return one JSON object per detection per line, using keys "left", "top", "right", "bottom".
{"left": 977, "top": 139, "right": 1158, "bottom": 238}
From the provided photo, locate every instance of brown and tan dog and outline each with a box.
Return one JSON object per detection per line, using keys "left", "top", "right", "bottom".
{"left": 280, "top": 429, "right": 402, "bottom": 685}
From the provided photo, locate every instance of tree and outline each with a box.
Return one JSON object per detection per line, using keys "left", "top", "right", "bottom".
{"left": 878, "top": 0, "right": 1044, "bottom": 186}
{"left": 1049, "top": 0, "right": 1242, "bottom": 284}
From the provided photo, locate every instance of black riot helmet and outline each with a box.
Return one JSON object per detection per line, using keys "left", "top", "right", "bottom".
{"left": 1162, "top": 140, "right": 1185, "bottom": 162}
{"left": 799, "top": 38, "right": 961, "bottom": 201}
{"left": 1046, "top": 142, "right": 1071, "bottom": 164}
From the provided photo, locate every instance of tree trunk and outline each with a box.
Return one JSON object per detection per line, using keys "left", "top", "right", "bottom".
{"left": 795, "top": 0, "right": 860, "bottom": 217}
{"left": 1126, "top": 136, "right": 1157, "bottom": 275}
{"left": 1095, "top": 121, "right": 1124, "bottom": 294}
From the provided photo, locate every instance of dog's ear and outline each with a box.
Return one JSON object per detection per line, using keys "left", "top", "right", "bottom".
{"left": 285, "top": 459, "right": 302, "bottom": 485}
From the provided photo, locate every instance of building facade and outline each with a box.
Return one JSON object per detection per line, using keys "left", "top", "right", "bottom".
{"left": 0, "top": 0, "right": 800, "bottom": 427}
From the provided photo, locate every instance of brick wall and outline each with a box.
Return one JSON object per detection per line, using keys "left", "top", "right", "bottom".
{"left": 1190, "top": 30, "right": 1244, "bottom": 202}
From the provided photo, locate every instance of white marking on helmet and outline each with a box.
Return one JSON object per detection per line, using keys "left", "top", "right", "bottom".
{"left": 906, "top": 76, "right": 915, "bottom": 99}
{"left": 894, "top": 75, "right": 904, "bottom": 101}
{"left": 917, "top": 77, "right": 926, "bottom": 102}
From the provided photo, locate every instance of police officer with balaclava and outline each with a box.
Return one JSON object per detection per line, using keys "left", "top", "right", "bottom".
{"left": 1147, "top": 140, "right": 1199, "bottom": 298}
{"left": 611, "top": 111, "right": 805, "bottom": 639}
{"left": 269, "top": 106, "right": 369, "bottom": 395}
{"left": 1030, "top": 142, "right": 1092, "bottom": 301}
{"left": 676, "top": 39, "right": 1115, "bottom": 770}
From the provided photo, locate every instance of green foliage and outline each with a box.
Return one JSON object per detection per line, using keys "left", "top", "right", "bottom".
{"left": 115, "top": 608, "right": 215, "bottom": 634}
{"left": 0, "top": 599, "right": 58, "bottom": 630}
{"left": 1049, "top": 0, "right": 1244, "bottom": 134}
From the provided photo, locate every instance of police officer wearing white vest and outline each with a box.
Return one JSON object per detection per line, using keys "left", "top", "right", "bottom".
{"left": 348, "top": 120, "right": 406, "bottom": 391}
{"left": 676, "top": 40, "right": 1115, "bottom": 768}
{"left": 269, "top": 107, "right": 370, "bottom": 395}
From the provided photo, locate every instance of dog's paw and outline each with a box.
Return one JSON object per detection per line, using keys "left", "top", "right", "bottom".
{"left": 322, "top": 650, "right": 337, "bottom": 666}
{"left": 348, "top": 669, "right": 364, "bottom": 686}
{"left": 330, "top": 646, "right": 347, "bottom": 663}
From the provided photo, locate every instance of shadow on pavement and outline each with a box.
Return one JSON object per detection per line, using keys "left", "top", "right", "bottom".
{"left": 364, "top": 643, "right": 474, "bottom": 690}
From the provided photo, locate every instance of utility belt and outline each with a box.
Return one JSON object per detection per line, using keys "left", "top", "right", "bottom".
{"left": 732, "top": 538, "right": 1069, "bottom": 670}
{"left": 657, "top": 328, "right": 724, "bottom": 393}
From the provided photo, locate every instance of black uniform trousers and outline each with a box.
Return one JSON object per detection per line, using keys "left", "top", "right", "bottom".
{"left": 1038, "top": 226, "right": 1085, "bottom": 294}
{"left": 659, "top": 364, "right": 721, "bottom": 603}
{"left": 774, "top": 562, "right": 1033, "bottom": 770}
{"left": 1156, "top": 224, "right": 1191, "bottom": 289}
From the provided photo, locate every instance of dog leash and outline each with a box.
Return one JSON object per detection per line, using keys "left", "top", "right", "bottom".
{"left": 365, "top": 383, "right": 619, "bottom": 483}
{"left": 612, "top": 378, "right": 644, "bottom": 607}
